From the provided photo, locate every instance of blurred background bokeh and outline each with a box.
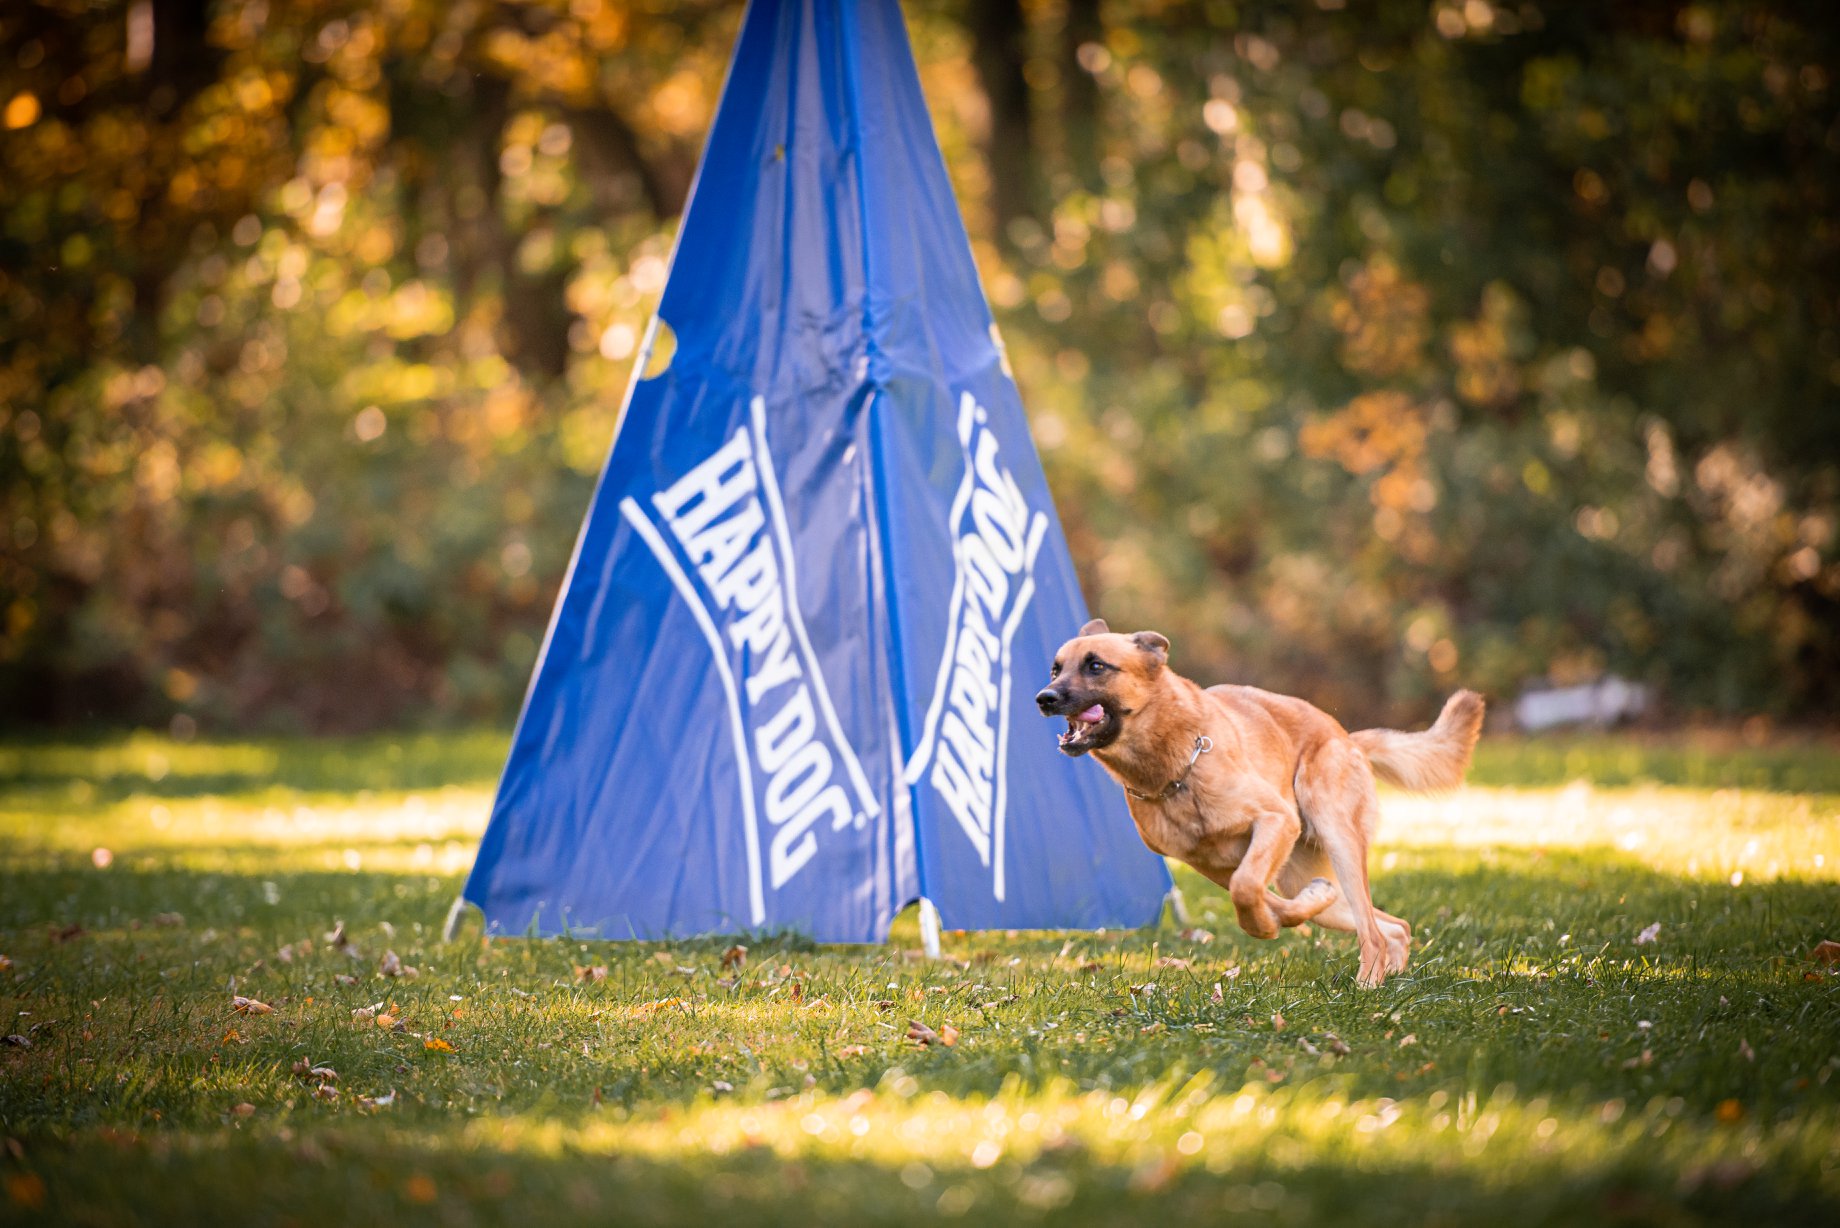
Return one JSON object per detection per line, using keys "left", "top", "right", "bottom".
{"left": 2, "top": 0, "right": 1835, "bottom": 734}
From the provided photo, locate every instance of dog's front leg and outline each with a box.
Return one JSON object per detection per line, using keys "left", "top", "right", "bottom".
{"left": 1207, "top": 792, "right": 1309, "bottom": 941}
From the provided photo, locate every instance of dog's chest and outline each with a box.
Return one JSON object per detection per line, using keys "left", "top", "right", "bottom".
{"left": 1126, "top": 797, "right": 1207, "bottom": 860}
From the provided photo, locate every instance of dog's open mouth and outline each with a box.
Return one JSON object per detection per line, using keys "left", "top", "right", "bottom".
{"left": 1057, "top": 703, "right": 1110, "bottom": 754}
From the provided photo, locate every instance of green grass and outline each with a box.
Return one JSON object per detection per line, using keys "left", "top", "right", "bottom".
{"left": 1, "top": 732, "right": 1837, "bottom": 1226}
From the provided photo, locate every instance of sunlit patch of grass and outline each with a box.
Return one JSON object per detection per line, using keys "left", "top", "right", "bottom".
{"left": 1, "top": 731, "right": 1837, "bottom": 1225}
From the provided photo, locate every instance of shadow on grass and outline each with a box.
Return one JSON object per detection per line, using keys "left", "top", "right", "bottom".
{"left": 0, "top": 731, "right": 510, "bottom": 806}
{"left": 6, "top": 1120, "right": 1826, "bottom": 1228}
{"left": 3, "top": 847, "right": 1836, "bottom": 1130}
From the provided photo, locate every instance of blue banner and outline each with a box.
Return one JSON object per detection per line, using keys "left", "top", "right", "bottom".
{"left": 463, "top": 0, "right": 1170, "bottom": 942}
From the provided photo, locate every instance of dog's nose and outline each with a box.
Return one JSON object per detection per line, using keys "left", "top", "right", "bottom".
{"left": 1035, "top": 688, "right": 1059, "bottom": 713}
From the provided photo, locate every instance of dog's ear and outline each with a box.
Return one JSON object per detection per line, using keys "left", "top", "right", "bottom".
{"left": 1132, "top": 631, "right": 1170, "bottom": 667}
{"left": 1079, "top": 618, "right": 1110, "bottom": 637}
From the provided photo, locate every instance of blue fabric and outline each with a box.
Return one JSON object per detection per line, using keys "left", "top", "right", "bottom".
{"left": 463, "top": 0, "right": 1171, "bottom": 942}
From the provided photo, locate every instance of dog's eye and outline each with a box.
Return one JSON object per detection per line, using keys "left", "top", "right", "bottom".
{"left": 1085, "top": 659, "right": 1107, "bottom": 675}
{"left": 1049, "top": 664, "right": 1060, "bottom": 679}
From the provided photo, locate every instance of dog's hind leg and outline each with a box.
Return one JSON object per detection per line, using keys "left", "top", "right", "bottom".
{"left": 1294, "top": 741, "right": 1394, "bottom": 987}
{"left": 1278, "top": 846, "right": 1411, "bottom": 974}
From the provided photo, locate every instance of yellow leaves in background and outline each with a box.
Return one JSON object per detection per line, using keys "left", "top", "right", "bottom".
{"left": 1330, "top": 256, "right": 1430, "bottom": 378}
{"left": 4, "top": 92, "right": 41, "bottom": 130}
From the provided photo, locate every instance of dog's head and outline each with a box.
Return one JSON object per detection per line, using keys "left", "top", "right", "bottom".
{"left": 1035, "top": 618, "right": 1171, "bottom": 756}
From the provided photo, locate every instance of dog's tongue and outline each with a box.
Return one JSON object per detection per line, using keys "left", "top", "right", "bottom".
{"left": 1077, "top": 705, "right": 1104, "bottom": 724}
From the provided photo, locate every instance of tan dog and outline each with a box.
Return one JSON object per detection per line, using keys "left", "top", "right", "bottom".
{"left": 1035, "top": 619, "right": 1483, "bottom": 987}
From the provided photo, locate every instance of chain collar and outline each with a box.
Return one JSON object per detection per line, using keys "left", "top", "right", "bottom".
{"left": 1124, "top": 735, "right": 1213, "bottom": 802}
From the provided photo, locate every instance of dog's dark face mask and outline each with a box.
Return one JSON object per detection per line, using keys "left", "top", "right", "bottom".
{"left": 1035, "top": 619, "right": 1170, "bottom": 756}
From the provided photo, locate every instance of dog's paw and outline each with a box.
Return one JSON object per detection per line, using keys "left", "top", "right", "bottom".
{"left": 1299, "top": 876, "right": 1337, "bottom": 903}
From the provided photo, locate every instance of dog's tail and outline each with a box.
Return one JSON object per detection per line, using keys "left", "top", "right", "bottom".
{"left": 1351, "top": 690, "right": 1485, "bottom": 792}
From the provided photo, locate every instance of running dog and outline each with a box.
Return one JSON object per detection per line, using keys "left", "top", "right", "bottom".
{"left": 1036, "top": 619, "right": 1483, "bottom": 987}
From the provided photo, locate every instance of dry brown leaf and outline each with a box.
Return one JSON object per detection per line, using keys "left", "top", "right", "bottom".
{"left": 1271, "top": 1012, "right": 1285, "bottom": 1031}
{"left": 312, "top": 1084, "right": 339, "bottom": 1101}
{"left": 324, "top": 921, "right": 351, "bottom": 950}
{"left": 789, "top": 980, "right": 804, "bottom": 1004}
{"left": 1398, "top": 1033, "right": 1418, "bottom": 1047}
{"left": 3, "top": 1034, "right": 31, "bottom": 1049}
{"left": 1154, "top": 957, "right": 1191, "bottom": 970}
{"left": 721, "top": 944, "right": 748, "bottom": 970}
{"left": 939, "top": 1023, "right": 960, "bottom": 1046}
{"left": 375, "top": 1011, "right": 399, "bottom": 1031}
{"left": 630, "top": 997, "right": 685, "bottom": 1016}
{"left": 651, "top": 951, "right": 675, "bottom": 967}
{"left": 836, "top": 1044, "right": 868, "bottom": 1058}
{"left": 335, "top": 974, "right": 359, "bottom": 987}
{"left": 1809, "top": 940, "right": 1840, "bottom": 965}
{"left": 231, "top": 996, "right": 273, "bottom": 1016}
{"left": 1178, "top": 928, "right": 1214, "bottom": 944}
{"left": 231, "top": 1103, "right": 255, "bottom": 1118}
{"left": 1210, "top": 983, "right": 1224, "bottom": 1004}
{"left": 0, "top": 955, "right": 11, "bottom": 974}
{"left": 379, "top": 950, "right": 418, "bottom": 979}
{"left": 1324, "top": 1033, "right": 1352, "bottom": 1056}
{"left": 574, "top": 964, "right": 608, "bottom": 983}
{"left": 905, "top": 1020, "right": 941, "bottom": 1046}
{"left": 1738, "top": 1037, "right": 1756, "bottom": 1062}
{"left": 291, "top": 1059, "right": 338, "bottom": 1083}
{"left": 152, "top": 912, "right": 184, "bottom": 928}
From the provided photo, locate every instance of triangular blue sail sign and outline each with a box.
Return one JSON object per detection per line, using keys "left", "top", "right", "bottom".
{"left": 460, "top": 0, "right": 1171, "bottom": 943}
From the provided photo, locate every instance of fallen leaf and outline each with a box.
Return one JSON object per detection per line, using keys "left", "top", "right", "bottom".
{"left": 423, "top": 1037, "right": 455, "bottom": 1053}
{"left": 1210, "top": 983, "right": 1224, "bottom": 1004}
{"left": 874, "top": 999, "right": 894, "bottom": 1011}
{"left": 1154, "top": 957, "right": 1191, "bottom": 970}
{"left": 1398, "top": 1033, "right": 1418, "bottom": 1047}
{"left": 313, "top": 1084, "right": 339, "bottom": 1101}
{"left": 1324, "top": 1033, "right": 1352, "bottom": 1056}
{"left": 711, "top": 1080, "right": 733, "bottom": 1094}
{"left": 1738, "top": 1038, "right": 1755, "bottom": 1062}
{"left": 652, "top": 951, "right": 675, "bottom": 967}
{"left": 2, "top": 1172, "right": 46, "bottom": 1209}
{"left": 1636, "top": 923, "right": 1661, "bottom": 945}
{"left": 351, "top": 1004, "right": 378, "bottom": 1022}
{"left": 1297, "top": 1037, "right": 1320, "bottom": 1055}
{"left": 152, "top": 912, "right": 184, "bottom": 927}
{"left": 0, "top": 955, "right": 13, "bottom": 974}
{"left": 231, "top": 1103, "right": 256, "bottom": 1118}
{"left": 1715, "top": 1099, "right": 1744, "bottom": 1124}
{"left": 1621, "top": 1048, "right": 1654, "bottom": 1069}
{"left": 1809, "top": 940, "right": 1840, "bottom": 965}
{"left": 1140, "top": 1021, "right": 1167, "bottom": 1035}
{"left": 276, "top": 944, "right": 296, "bottom": 964}
{"left": 722, "top": 944, "right": 748, "bottom": 969}
{"left": 231, "top": 996, "right": 273, "bottom": 1016}
{"left": 219, "top": 1028, "right": 243, "bottom": 1046}
{"left": 574, "top": 964, "right": 608, "bottom": 983}
{"left": 836, "top": 1044, "right": 868, "bottom": 1058}
{"left": 51, "top": 923, "right": 84, "bottom": 943}
{"left": 906, "top": 1020, "right": 942, "bottom": 1046}
{"left": 1271, "top": 1012, "right": 1285, "bottom": 1031}
{"left": 1178, "top": 928, "right": 1214, "bottom": 944}
{"left": 1077, "top": 961, "right": 1103, "bottom": 975}
{"left": 378, "top": 950, "right": 417, "bottom": 979}
{"left": 630, "top": 997, "right": 684, "bottom": 1016}
{"left": 2, "top": 1035, "right": 30, "bottom": 1049}
{"left": 375, "top": 1012, "right": 398, "bottom": 1031}
{"left": 324, "top": 922, "right": 351, "bottom": 950}
{"left": 939, "top": 1024, "right": 959, "bottom": 1046}
{"left": 335, "top": 973, "right": 359, "bottom": 987}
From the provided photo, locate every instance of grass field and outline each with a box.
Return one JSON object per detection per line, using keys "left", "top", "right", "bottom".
{"left": 1, "top": 729, "right": 1837, "bottom": 1226}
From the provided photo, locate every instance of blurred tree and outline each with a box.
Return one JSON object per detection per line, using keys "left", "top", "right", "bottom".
{"left": 1, "top": 0, "right": 1834, "bottom": 732}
